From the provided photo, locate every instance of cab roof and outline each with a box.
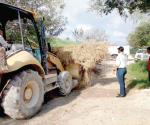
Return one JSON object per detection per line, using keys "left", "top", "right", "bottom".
{"left": 0, "top": 2, "right": 37, "bottom": 24}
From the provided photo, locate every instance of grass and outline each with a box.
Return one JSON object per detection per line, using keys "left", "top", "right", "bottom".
{"left": 127, "top": 61, "right": 150, "bottom": 89}
{"left": 48, "top": 38, "right": 76, "bottom": 47}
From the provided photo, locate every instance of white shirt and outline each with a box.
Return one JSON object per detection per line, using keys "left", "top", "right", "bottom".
{"left": 116, "top": 53, "right": 128, "bottom": 68}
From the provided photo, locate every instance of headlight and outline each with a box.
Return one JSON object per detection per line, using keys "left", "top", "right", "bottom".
{"left": 0, "top": 47, "right": 8, "bottom": 74}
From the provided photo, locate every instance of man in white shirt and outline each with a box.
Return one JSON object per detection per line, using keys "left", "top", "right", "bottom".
{"left": 114, "top": 46, "right": 127, "bottom": 97}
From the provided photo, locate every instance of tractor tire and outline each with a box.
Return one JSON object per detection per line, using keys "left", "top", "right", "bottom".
{"left": 58, "top": 71, "right": 73, "bottom": 96}
{"left": 2, "top": 70, "right": 44, "bottom": 119}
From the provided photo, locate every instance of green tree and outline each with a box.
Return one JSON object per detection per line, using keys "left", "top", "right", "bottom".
{"left": 128, "top": 22, "right": 150, "bottom": 48}
{"left": 2, "top": 0, "right": 66, "bottom": 37}
{"left": 90, "top": 0, "right": 150, "bottom": 16}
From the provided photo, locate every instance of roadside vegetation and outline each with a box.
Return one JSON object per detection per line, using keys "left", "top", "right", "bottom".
{"left": 127, "top": 61, "right": 150, "bottom": 89}
{"left": 48, "top": 38, "right": 76, "bottom": 47}
{"left": 128, "top": 22, "right": 150, "bottom": 48}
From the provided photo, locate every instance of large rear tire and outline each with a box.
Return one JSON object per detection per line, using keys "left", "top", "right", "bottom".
{"left": 58, "top": 71, "right": 73, "bottom": 96}
{"left": 2, "top": 70, "right": 44, "bottom": 119}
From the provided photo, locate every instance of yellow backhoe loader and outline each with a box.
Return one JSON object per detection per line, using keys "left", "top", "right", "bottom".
{"left": 0, "top": 3, "right": 79, "bottom": 119}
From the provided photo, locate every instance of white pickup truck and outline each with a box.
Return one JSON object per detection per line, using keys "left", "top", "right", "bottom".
{"left": 134, "top": 49, "right": 149, "bottom": 61}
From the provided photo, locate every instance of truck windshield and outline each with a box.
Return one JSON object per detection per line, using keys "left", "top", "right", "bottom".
{"left": 137, "top": 49, "right": 146, "bottom": 53}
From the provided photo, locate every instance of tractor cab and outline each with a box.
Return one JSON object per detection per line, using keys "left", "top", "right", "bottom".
{"left": 0, "top": 2, "right": 49, "bottom": 73}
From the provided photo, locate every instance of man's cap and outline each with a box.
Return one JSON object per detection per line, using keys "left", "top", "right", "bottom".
{"left": 118, "top": 46, "right": 124, "bottom": 51}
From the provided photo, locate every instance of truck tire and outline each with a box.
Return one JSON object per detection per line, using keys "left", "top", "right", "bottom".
{"left": 2, "top": 70, "right": 44, "bottom": 119}
{"left": 58, "top": 71, "right": 73, "bottom": 96}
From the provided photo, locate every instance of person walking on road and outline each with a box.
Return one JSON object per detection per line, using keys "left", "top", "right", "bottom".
{"left": 114, "top": 46, "right": 127, "bottom": 97}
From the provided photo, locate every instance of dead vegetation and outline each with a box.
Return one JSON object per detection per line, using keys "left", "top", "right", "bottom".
{"left": 53, "top": 41, "right": 108, "bottom": 88}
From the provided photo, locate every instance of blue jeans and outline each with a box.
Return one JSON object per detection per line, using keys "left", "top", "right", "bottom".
{"left": 117, "top": 68, "right": 127, "bottom": 96}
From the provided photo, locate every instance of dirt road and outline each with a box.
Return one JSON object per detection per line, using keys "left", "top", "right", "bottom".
{"left": 0, "top": 60, "right": 150, "bottom": 125}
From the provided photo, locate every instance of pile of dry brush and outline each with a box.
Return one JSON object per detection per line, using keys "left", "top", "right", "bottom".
{"left": 53, "top": 41, "right": 108, "bottom": 88}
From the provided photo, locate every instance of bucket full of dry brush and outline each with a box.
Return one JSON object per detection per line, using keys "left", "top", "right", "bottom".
{"left": 53, "top": 41, "right": 108, "bottom": 88}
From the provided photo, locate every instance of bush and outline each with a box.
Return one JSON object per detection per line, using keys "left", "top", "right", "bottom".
{"left": 129, "top": 61, "right": 147, "bottom": 73}
{"left": 127, "top": 61, "right": 149, "bottom": 89}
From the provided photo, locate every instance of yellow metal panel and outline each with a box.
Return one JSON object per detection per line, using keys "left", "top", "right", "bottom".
{"left": 20, "top": 8, "right": 38, "bottom": 20}
{"left": 48, "top": 53, "right": 64, "bottom": 72}
{"left": 6, "top": 51, "right": 44, "bottom": 76}
{"left": 65, "top": 64, "right": 81, "bottom": 79}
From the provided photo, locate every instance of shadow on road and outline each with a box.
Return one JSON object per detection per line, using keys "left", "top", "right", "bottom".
{"left": 92, "top": 76, "right": 117, "bottom": 86}
{"left": 40, "top": 89, "right": 81, "bottom": 114}
{"left": 126, "top": 79, "right": 150, "bottom": 94}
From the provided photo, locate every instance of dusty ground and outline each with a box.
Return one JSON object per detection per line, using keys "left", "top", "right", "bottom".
{"left": 0, "top": 60, "right": 150, "bottom": 125}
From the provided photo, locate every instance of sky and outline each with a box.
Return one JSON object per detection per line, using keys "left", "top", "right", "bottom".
{"left": 59, "top": 0, "right": 137, "bottom": 45}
